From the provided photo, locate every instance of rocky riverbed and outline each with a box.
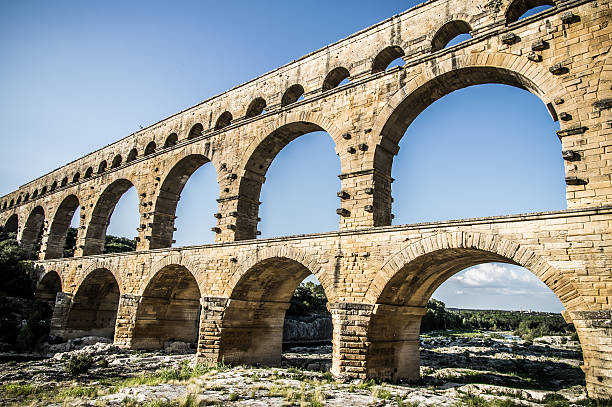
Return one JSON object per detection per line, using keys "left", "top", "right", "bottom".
{"left": 0, "top": 332, "right": 599, "bottom": 406}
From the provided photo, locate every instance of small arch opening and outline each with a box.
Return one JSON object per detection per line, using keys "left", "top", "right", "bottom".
{"left": 245, "top": 97, "right": 267, "bottom": 118}
{"left": 40, "top": 186, "right": 47, "bottom": 195}
{"left": 215, "top": 111, "right": 233, "bottom": 130}
{"left": 111, "top": 154, "right": 123, "bottom": 168}
{"left": 144, "top": 141, "right": 156, "bottom": 156}
{"left": 16, "top": 196, "right": 22, "bottom": 205}
{"left": 9, "top": 199, "right": 14, "bottom": 207}
{"left": 188, "top": 123, "right": 203, "bottom": 140}
{"left": 127, "top": 148, "right": 138, "bottom": 162}
{"left": 322, "top": 67, "right": 351, "bottom": 91}
{"left": 164, "top": 133, "right": 178, "bottom": 148}
{"left": 84, "top": 167, "right": 93, "bottom": 178}
{"left": 72, "top": 172, "right": 80, "bottom": 183}
{"left": 50, "top": 181, "right": 57, "bottom": 191}
{"left": 98, "top": 161, "right": 107, "bottom": 174}
{"left": 32, "top": 190, "right": 39, "bottom": 199}
{"left": 506, "top": 0, "right": 555, "bottom": 23}
{"left": 372, "top": 46, "right": 405, "bottom": 73}
{"left": 431, "top": 20, "right": 473, "bottom": 52}
{"left": 61, "top": 177, "right": 68, "bottom": 187}
{"left": 281, "top": 84, "right": 305, "bottom": 107}
{"left": 24, "top": 193, "right": 31, "bottom": 202}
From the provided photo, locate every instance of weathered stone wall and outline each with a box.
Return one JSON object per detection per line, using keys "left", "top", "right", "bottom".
{"left": 1, "top": 0, "right": 610, "bottom": 249}
{"left": 32, "top": 206, "right": 612, "bottom": 396}
{"left": 0, "top": 0, "right": 610, "bottom": 398}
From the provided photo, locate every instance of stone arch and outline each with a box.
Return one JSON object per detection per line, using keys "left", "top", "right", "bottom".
{"left": 111, "top": 154, "right": 122, "bottom": 168}
{"left": 187, "top": 123, "right": 203, "bottom": 140}
{"left": 144, "top": 141, "right": 156, "bottom": 156}
{"left": 21, "top": 206, "right": 45, "bottom": 253}
{"left": 127, "top": 148, "right": 138, "bottom": 162}
{"left": 281, "top": 84, "right": 305, "bottom": 106}
{"left": 245, "top": 97, "right": 266, "bottom": 118}
{"left": 368, "top": 53, "right": 574, "bottom": 225}
{"left": 430, "top": 20, "right": 472, "bottom": 52}
{"left": 84, "top": 167, "right": 94, "bottom": 178}
{"left": 227, "top": 245, "right": 334, "bottom": 301}
{"left": 50, "top": 181, "right": 57, "bottom": 191}
{"left": 366, "top": 231, "right": 585, "bottom": 311}
{"left": 98, "top": 160, "right": 107, "bottom": 174}
{"left": 72, "top": 172, "right": 80, "bottom": 183}
{"left": 35, "top": 270, "right": 62, "bottom": 306}
{"left": 64, "top": 268, "right": 120, "bottom": 340}
{"left": 506, "top": 0, "right": 556, "bottom": 24}
{"left": 362, "top": 231, "right": 587, "bottom": 382}
{"left": 322, "top": 67, "right": 350, "bottom": 91}
{"left": 149, "top": 153, "right": 215, "bottom": 249}
{"left": 61, "top": 177, "right": 68, "bottom": 187}
{"left": 371, "top": 45, "right": 405, "bottom": 73}
{"left": 4, "top": 213, "right": 18, "bottom": 234}
{"left": 131, "top": 264, "right": 201, "bottom": 349}
{"left": 164, "top": 133, "right": 178, "bottom": 148}
{"left": 32, "top": 189, "right": 39, "bottom": 199}
{"left": 215, "top": 111, "right": 233, "bottom": 130}
{"left": 82, "top": 178, "right": 139, "bottom": 255}
{"left": 218, "top": 248, "right": 331, "bottom": 366}
{"left": 24, "top": 193, "right": 30, "bottom": 202}
{"left": 235, "top": 114, "right": 343, "bottom": 240}
{"left": 44, "top": 194, "right": 80, "bottom": 259}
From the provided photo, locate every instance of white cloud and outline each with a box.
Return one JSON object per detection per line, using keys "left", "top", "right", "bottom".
{"left": 452, "top": 263, "right": 537, "bottom": 288}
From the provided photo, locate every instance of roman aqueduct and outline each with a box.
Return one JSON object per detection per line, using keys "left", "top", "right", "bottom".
{"left": 1, "top": 0, "right": 611, "bottom": 398}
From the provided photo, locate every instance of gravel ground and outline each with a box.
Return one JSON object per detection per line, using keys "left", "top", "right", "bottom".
{"left": 0, "top": 333, "right": 590, "bottom": 406}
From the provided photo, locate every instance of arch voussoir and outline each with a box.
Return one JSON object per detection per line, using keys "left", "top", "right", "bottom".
{"left": 367, "top": 231, "right": 586, "bottom": 313}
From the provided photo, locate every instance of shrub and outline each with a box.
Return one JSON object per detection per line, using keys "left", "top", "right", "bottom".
{"left": 65, "top": 354, "right": 93, "bottom": 377}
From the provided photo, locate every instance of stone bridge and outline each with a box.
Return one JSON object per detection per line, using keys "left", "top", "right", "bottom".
{"left": 0, "top": 0, "right": 610, "bottom": 398}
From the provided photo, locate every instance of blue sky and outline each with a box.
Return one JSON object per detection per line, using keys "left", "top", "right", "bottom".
{"left": 0, "top": 1, "right": 565, "bottom": 311}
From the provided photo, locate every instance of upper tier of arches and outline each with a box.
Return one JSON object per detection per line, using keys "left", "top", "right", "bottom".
{"left": 0, "top": 0, "right": 569, "bottom": 212}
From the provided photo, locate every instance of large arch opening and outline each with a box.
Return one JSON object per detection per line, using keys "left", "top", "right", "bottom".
{"left": 366, "top": 247, "right": 582, "bottom": 390}
{"left": 149, "top": 154, "right": 217, "bottom": 249}
{"left": 375, "top": 67, "right": 565, "bottom": 226}
{"left": 83, "top": 179, "right": 138, "bottom": 255}
{"left": 35, "top": 270, "right": 62, "bottom": 308}
{"left": 219, "top": 257, "right": 331, "bottom": 369}
{"left": 45, "top": 195, "right": 80, "bottom": 259}
{"left": 3, "top": 214, "right": 18, "bottom": 237}
{"left": 237, "top": 122, "right": 340, "bottom": 239}
{"left": 21, "top": 206, "right": 45, "bottom": 255}
{"left": 64, "top": 268, "right": 120, "bottom": 340}
{"left": 131, "top": 265, "right": 201, "bottom": 350}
